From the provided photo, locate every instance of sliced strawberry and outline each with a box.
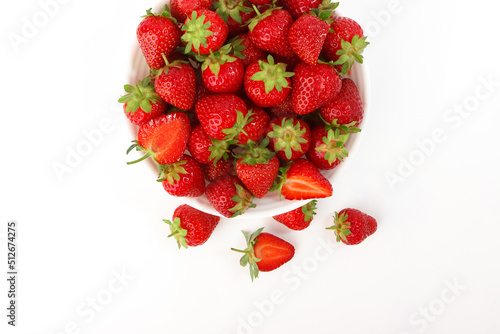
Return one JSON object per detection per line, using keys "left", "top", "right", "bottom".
{"left": 158, "top": 154, "right": 205, "bottom": 197}
{"left": 273, "top": 200, "right": 317, "bottom": 230}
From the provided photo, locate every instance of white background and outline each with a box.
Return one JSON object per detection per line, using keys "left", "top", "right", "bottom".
{"left": 1, "top": 0, "right": 500, "bottom": 333}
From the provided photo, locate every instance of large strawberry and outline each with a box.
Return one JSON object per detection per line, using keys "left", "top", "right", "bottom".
{"left": 137, "top": 6, "right": 182, "bottom": 70}
{"left": 200, "top": 45, "right": 245, "bottom": 94}
{"left": 181, "top": 9, "right": 229, "bottom": 54}
{"left": 154, "top": 60, "right": 197, "bottom": 111}
{"left": 319, "top": 78, "right": 363, "bottom": 127}
{"left": 187, "top": 124, "right": 233, "bottom": 164}
{"left": 306, "top": 125, "right": 348, "bottom": 170}
{"left": 158, "top": 154, "right": 205, "bottom": 197}
{"left": 326, "top": 208, "right": 377, "bottom": 245}
{"left": 170, "top": 0, "right": 214, "bottom": 22}
{"left": 232, "top": 227, "right": 295, "bottom": 281}
{"left": 272, "top": 200, "right": 317, "bottom": 230}
{"left": 266, "top": 116, "right": 311, "bottom": 161}
{"left": 205, "top": 175, "right": 256, "bottom": 218}
{"left": 244, "top": 55, "right": 294, "bottom": 107}
{"left": 127, "top": 112, "right": 191, "bottom": 166}
{"left": 118, "top": 76, "right": 166, "bottom": 126}
{"left": 248, "top": 8, "right": 295, "bottom": 57}
{"left": 276, "top": 158, "right": 333, "bottom": 200}
{"left": 164, "top": 204, "right": 220, "bottom": 248}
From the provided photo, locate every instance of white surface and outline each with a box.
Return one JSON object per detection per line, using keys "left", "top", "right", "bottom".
{"left": 1, "top": 0, "right": 500, "bottom": 333}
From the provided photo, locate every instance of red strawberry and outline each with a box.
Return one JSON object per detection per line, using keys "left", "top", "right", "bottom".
{"left": 306, "top": 125, "right": 348, "bottom": 170}
{"left": 164, "top": 204, "right": 220, "bottom": 248}
{"left": 213, "top": 0, "right": 257, "bottom": 36}
{"left": 170, "top": 0, "right": 214, "bottom": 22}
{"left": 291, "top": 61, "right": 341, "bottom": 115}
{"left": 230, "top": 33, "right": 268, "bottom": 67}
{"left": 201, "top": 156, "right": 236, "bottom": 181}
{"left": 267, "top": 117, "right": 311, "bottom": 161}
{"left": 232, "top": 227, "right": 295, "bottom": 281}
{"left": 326, "top": 208, "right": 377, "bottom": 245}
{"left": 277, "top": 158, "right": 333, "bottom": 200}
{"left": 244, "top": 55, "right": 294, "bottom": 107}
{"left": 288, "top": 14, "right": 330, "bottom": 65}
{"left": 237, "top": 106, "right": 270, "bottom": 145}
{"left": 205, "top": 175, "right": 256, "bottom": 218}
{"left": 118, "top": 76, "right": 166, "bottom": 126}
{"left": 319, "top": 78, "right": 363, "bottom": 127}
{"left": 272, "top": 200, "right": 317, "bottom": 230}
{"left": 322, "top": 16, "right": 369, "bottom": 74}
{"left": 248, "top": 8, "right": 295, "bottom": 57}
{"left": 181, "top": 9, "right": 229, "bottom": 55}
{"left": 267, "top": 94, "right": 296, "bottom": 118}
{"left": 273, "top": 53, "right": 302, "bottom": 72}
{"left": 137, "top": 6, "right": 182, "bottom": 70}
{"left": 195, "top": 94, "right": 250, "bottom": 140}
{"left": 127, "top": 112, "right": 191, "bottom": 166}
{"left": 201, "top": 46, "right": 245, "bottom": 94}
{"left": 248, "top": 0, "right": 271, "bottom": 5}
{"left": 235, "top": 138, "right": 280, "bottom": 198}
{"left": 158, "top": 154, "right": 205, "bottom": 197}
{"left": 154, "top": 61, "right": 197, "bottom": 111}
{"left": 187, "top": 124, "right": 233, "bottom": 164}
{"left": 281, "top": 0, "right": 322, "bottom": 19}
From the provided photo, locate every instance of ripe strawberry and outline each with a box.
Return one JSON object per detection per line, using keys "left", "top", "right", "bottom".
{"left": 291, "top": 61, "right": 341, "bottom": 115}
{"left": 137, "top": 6, "right": 182, "bottom": 70}
{"left": 232, "top": 227, "right": 295, "bottom": 281}
{"left": 272, "top": 200, "right": 317, "bottom": 230}
{"left": 248, "top": 8, "right": 295, "bottom": 57}
{"left": 127, "top": 112, "right": 191, "bottom": 166}
{"left": 277, "top": 158, "right": 333, "bottom": 200}
{"left": 267, "top": 94, "right": 296, "bottom": 118}
{"left": 288, "top": 14, "right": 330, "bottom": 65}
{"left": 187, "top": 124, "right": 233, "bottom": 164}
{"left": 244, "top": 55, "right": 294, "bottom": 107}
{"left": 118, "top": 76, "right": 166, "bottom": 126}
{"left": 281, "top": 0, "right": 322, "bottom": 19}
{"left": 322, "top": 16, "right": 369, "bottom": 74}
{"left": 205, "top": 175, "right": 256, "bottom": 218}
{"left": 235, "top": 138, "right": 279, "bottom": 198}
{"left": 158, "top": 154, "right": 205, "bottom": 197}
{"left": 326, "top": 208, "right": 377, "bottom": 245}
{"left": 170, "top": 0, "right": 214, "bottom": 22}
{"left": 154, "top": 60, "right": 197, "bottom": 111}
{"left": 164, "top": 204, "right": 220, "bottom": 248}
{"left": 248, "top": 0, "right": 271, "bottom": 5}
{"left": 306, "top": 125, "right": 348, "bottom": 170}
{"left": 273, "top": 53, "right": 302, "bottom": 72}
{"left": 267, "top": 117, "right": 311, "bottom": 161}
{"left": 319, "top": 78, "right": 364, "bottom": 127}
{"left": 201, "top": 45, "right": 245, "bottom": 94}
{"left": 230, "top": 33, "right": 268, "bottom": 67}
{"left": 213, "top": 0, "right": 256, "bottom": 36}
{"left": 237, "top": 106, "right": 270, "bottom": 145}
{"left": 195, "top": 93, "right": 250, "bottom": 140}
{"left": 201, "top": 156, "right": 236, "bottom": 181}
{"left": 181, "top": 9, "right": 229, "bottom": 55}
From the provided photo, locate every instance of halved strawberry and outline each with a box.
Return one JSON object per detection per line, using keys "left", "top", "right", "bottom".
{"left": 272, "top": 200, "right": 317, "bottom": 230}
{"left": 205, "top": 175, "right": 256, "bottom": 218}
{"left": 158, "top": 154, "right": 205, "bottom": 197}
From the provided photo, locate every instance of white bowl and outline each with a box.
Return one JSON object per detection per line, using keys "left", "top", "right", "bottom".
{"left": 126, "top": 3, "right": 370, "bottom": 219}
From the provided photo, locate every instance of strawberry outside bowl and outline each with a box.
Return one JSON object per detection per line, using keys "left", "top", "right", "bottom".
{"left": 126, "top": 2, "right": 371, "bottom": 219}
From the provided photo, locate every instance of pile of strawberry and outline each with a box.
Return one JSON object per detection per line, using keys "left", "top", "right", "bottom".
{"left": 120, "top": 0, "right": 375, "bottom": 280}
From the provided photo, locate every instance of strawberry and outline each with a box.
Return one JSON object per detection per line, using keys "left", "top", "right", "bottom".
{"left": 319, "top": 78, "right": 364, "bottom": 127}
{"left": 181, "top": 9, "right": 229, "bottom": 55}
{"left": 276, "top": 158, "right": 333, "bottom": 200}
{"left": 170, "top": 0, "right": 214, "bottom": 22}
{"left": 205, "top": 175, "right": 256, "bottom": 218}
{"left": 306, "top": 125, "right": 348, "bottom": 170}
{"left": 235, "top": 138, "right": 279, "bottom": 198}
{"left": 267, "top": 116, "right": 311, "bottom": 161}
{"left": 232, "top": 227, "right": 295, "bottom": 281}
{"left": 158, "top": 154, "right": 205, "bottom": 197}
{"left": 164, "top": 204, "right": 220, "bottom": 248}
{"left": 187, "top": 124, "right": 233, "bottom": 164}
{"left": 248, "top": 8, "right": 295, "bottom": 57}
{"left": 272, "top": 200, "right": 317, "bottom": 230}
{"left": 281, "top": 0, "right": 322, "bottom": 19}
{"left": 326, "top": 208, "right": 377, "bottom": 245}
{"left": 195, "top": 93, "right": 250, "bottom": 140}
{"left": 127, "top": 112, "right": 191, "bottom": 166}
{"left": 137, "top": 6, "right": 182, "bottom": 70}
{"left": 213, "top": 0, "right": 256, "bottom": 36}
{"left": 291, "top": 61, "right": 341, "bottom": 115}
{"left": 201, "top": 156, "right": 236, "bottom": 181}
{"left": 322, "top": 16, "right": 369, "bottom": 74}
{"left": 288, "top": 14, "right": 330, "bottom": 65}
{"left": 230, "top": 33, "right": 268, "bottom": 67}
{"left": 118, "top": 76, "right": 166, "bottom": 126}
{"left": 201, "top": 45, "right": 245, "bottom": 94}
{"left": 248, "top": 0, "right": 271, "bottom": 5}
{"left": 267, "top": 94, "right": 296, "bottom": 118}
{"left": 236, "top": 106, "right": 270, "bottom": 145}
{"left": 244, "top": 55, "right": 294, "bottom": 107}
{"left": 154, "top": 60, "right": 197, "bottom": 111}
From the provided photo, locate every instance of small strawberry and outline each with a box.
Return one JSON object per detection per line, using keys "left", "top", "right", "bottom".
{"left": 326, "top": 208, "right": 377, "bottom": 245}
{"left": 201, "top": 156, "right": 236, "bottom": 181}
{"left": 118, "top": 76, "right": 166, "bottom": 126}
{"left": 288, "top": 14, "right": 330, "bottom": 66}
{"left": 200, "top": 45, "right": 245, "bottom": 94}
{"left": 137, "top": 6, "right": 182, "bottom": 70}
{"left": 266, "top": 116, "right": 311, "bottom": 161}
{"left": 170, "top": 0, "right": 214, "bottom": 22}
{"left": 272, "top": 200, "right": 317, "bottom": 230}
{"left": 281, "top": 0, "right": 323, "bottom": 19}
{"left": 230, "top": 33, "right": 268, "bottom": 67}
{"left": 127, "top": 112, "right": 191, "bottom": 166}
{"left": 306, "top": 125, "right": 348, "bottom": 170}
{"left": 235, "top": 138, "right": 280, "bottom": 198}
{"left": 187, "top": 124, "right": 233, "bottom": 164}
{"left": 319, "top": 78, "right": 363, "bottom": 127}
{"left": 158, "top": 154, "right": 205, "bottom": 197}
{"left": 164, "top": 204, "right": 220, "bottom": 248}
{"left": 154, "top": 60, "right": 197, "bottom": 111}
{"left": 181, "top": 9, "right": 229, "bottom": 55}
{"left": 231, "top": 227, "right": 295, "bottom": 281}
{"left": 236, "top": 106, "right": 270, "bottom": 145}
{"left": 205, "top": 175, "right": 256, "bottom": 218}
{"left": 276, "top": 158, "right": 333, "bottom": 200}
{"left": 248, "top": 8, "right": 295, "bottom": 57}
{"left": 244, "top": 55, "right": 294, "bottom": 107}
{"left": 213, "top": 0, "right": 256, "bottom": 36}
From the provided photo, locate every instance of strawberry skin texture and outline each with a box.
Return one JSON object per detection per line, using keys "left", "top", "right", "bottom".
{"left": 281, "top": 158, "right": 333, "bottom": 200}
{"left": 161, "top": 155, "right": 205, "bottom": 197}
{"left": 273, "top": 200, "right": 316, "bottom": 230}
{"left": 288, "top": 14, "right": 329, "bottom": 66}
{"left": 167, "top": 204, "right": 220, "bottom": 247}
{"left": 281, "top": 0, "right": 322, "bottom": 19}
{"left": 249, "top": 9, "right": 295, "bottom": 57}
{"left": 182, "top": 9, "right": 229, "bottom": 54}
{"left": 137, "top": 112, "right": 191, "bottom": 165}
{"left": 124, "top": 100, "right": 166, "bottom": 126}
{"left": 254, "top": 232, "right": 295, "bottom": 272}
{"left": 237, "top": 106, "right": 270, "bottom": 145}
{"left": 202, "top": 157, "right": 236, "bottom": 181}
{"left": 234, "top": 33, "right": 268, "bottom": 67}
{"left": 328, "top": 208, "right": 377, "bottom": 245}
{"left": 236, "top": 155, "right": 279, "bottom": 198}
{"left": 322, "top": 16, "right": 364, "bottom": 62}
{"left": 171, "top": 0, "right": 214, "bottom": 22}
{"left": 319, "top": 78, "right": 363, "bottom": 125}
{"left": 155, "top": 62, "right": 197, "bottom": 111}
{"left": 205, "top": 175, "right": 255, "bottom": 218}
{"left": 202, "top": 57, "right": 245, "bottom": 94}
